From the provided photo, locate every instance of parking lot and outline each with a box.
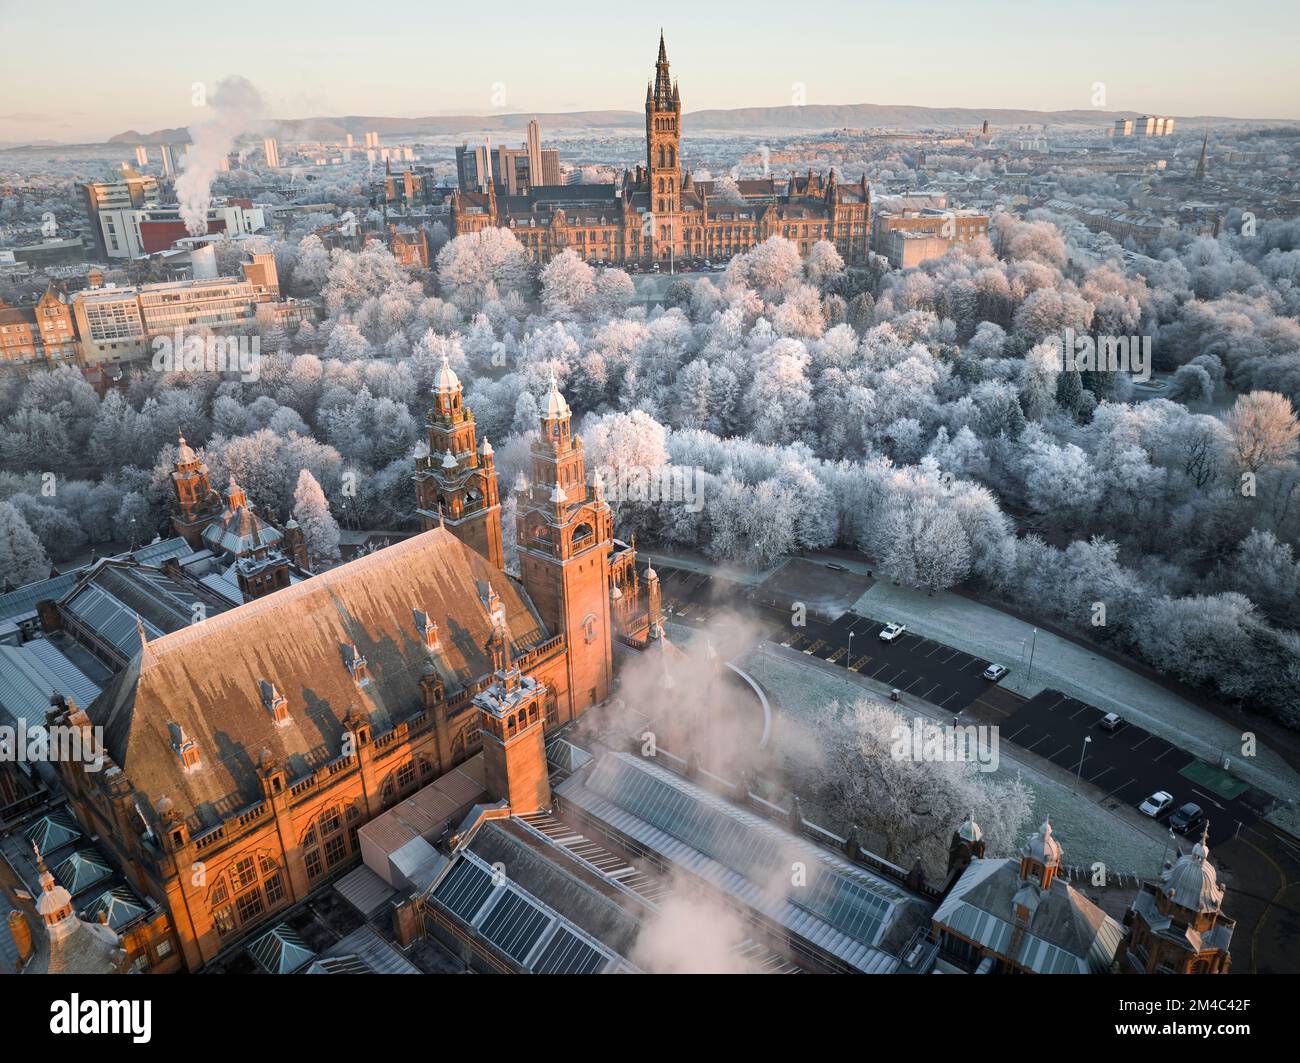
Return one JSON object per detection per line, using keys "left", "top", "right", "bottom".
{"left": 777, "top": 612, "right": 996, "bottom": 715}
{"left": 999, "top": 691, "right": 1271, "bottom": 848}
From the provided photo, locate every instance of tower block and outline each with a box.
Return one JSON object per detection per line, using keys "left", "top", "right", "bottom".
{"left": 515, "top": 375, "right": 615, "bottom": 719}
{"left": 414, "top": 353, "right": 504, "bottom": 569}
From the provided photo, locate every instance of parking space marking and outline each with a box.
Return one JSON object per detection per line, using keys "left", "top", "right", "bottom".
{"left": 1069, "top": 704, "right": 1094, "bottom": 720}
{"left": 1103, "top": 778, "right": 1139, "bottom": 801}
{"left": 919, "top": 683, "right": 943, "bottom": 702}
{"left": 938, "top": 690, "right": 962, "bottom": 708}
{"left": 825, "top": 647, "right": 845, "bottom": 663}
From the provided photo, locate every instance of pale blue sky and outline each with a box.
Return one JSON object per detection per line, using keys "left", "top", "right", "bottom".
{"left": 3, "top": 0, "right": 1297, "bottom": 142}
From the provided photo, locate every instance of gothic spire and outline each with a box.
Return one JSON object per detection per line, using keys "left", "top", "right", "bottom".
{"left": 653, "top": 31, "right": 672, "bottom": 106}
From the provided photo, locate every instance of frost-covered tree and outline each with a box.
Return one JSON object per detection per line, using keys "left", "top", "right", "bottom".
{"left": 818, "top": 697, "right": 1033, "bottom": 875}
{"left": 1226, "top": 391, "right": 1300, "bottom": 473}
{"left": 436, "top": 228, "right": 530, "bottom": 313}
{"left": 540, "top": 249, "right": 596, "bottom": 319}
{"left": 0, "top": 500, "right": 51, "bottom": 587}
{"left": 292, "top": 468, "right": 341, "bottom": 567}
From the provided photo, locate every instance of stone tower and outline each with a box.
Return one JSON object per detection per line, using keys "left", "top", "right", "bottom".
{"left": 472, "top": 584, "right": 552, "bottom": 814}
{"left": 515, "top": 375, "right": 614, "bottom": 719}
{"left": 413, "top": 353, "right": 504, "bottom": 569}
{"left": 645, "top": 31, "right": 682, "bottom": 221}
{"left": 170, "top": 434, "right": 222, "bottom": 549}
{"left": 1123, "top": 826, "right": 1235, "bottom": 974}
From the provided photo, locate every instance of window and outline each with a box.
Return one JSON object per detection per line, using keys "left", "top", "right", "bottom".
{"left": 305, "top": 849, "right": 323, "bottom": 879}
{"left": 213, "top": 906, "right": 236, "bottom": 936}
{"left": 263, "top": 873, "right": 285, "bottom": 907}
{"left": 324, "top": 835, "right": 348, "bottom": 867}
{"left": 232, "top": 856, "right": 257, "bottom": 890}
{"left": 397, "top": 761, "right": 416, "bottom": 790}
{"left": 320, "top": 808, "right": 342, "bottom": 835}
{"left": 235, "top": 889, "right": 264, "bottom": 925}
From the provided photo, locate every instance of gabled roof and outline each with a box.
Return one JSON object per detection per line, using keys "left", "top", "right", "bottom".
{"left": 84, "top": 529, "right": 550, "bottom": 831}
{"left": 932, "top": 857, "right": 1125, "bottom": 974}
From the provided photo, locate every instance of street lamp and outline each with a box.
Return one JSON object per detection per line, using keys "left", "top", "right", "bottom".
{"left": 1026, "top": 627, "right": 1039, "bottom": 687}
{"left": 1075, "top": 735, "right": 1091, "bottom": 785}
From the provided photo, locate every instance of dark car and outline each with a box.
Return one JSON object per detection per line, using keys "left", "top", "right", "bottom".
{"left": 1169, "top": 802, "right": 1204, "bottom": 835}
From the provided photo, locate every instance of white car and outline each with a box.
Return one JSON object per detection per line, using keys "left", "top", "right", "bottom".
{"left": 982, "top": 663, "right": 1009, "bottom": 681}
{"left": 1138, "top": 791, "right": 1174, "bottom": 818}
{"left": 879, "top": 622, "right": 907, "bottom": 643}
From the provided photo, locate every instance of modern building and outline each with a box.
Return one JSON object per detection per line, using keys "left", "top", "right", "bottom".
{"left": 449, "top": 34, "right": 872, "bottom": 267}
{"left": 71, "top": 251, "right": 287, "bottom": 364}
{"left": 263, "top": 137, "right": 280, "bottom": 169}
{"left": 91, "top": 200, "right": 266, "bottom": 261}
{"left": 457, "top": 121, "right": 561, "bottom": 196}
{"left": 80, "top": 171, "right": 161, "bottom": 259}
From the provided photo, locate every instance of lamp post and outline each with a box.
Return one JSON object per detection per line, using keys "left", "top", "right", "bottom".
{"left": 845, "top": 630, "right": 855, "bottom": 695}
{"left": 1026, "top": 627, "right": 1039, "bottom": 687}
{"left": 1075, "top": 735, "right": 1091, "bottom": 786}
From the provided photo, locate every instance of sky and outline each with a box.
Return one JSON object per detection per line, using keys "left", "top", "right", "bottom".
{"left": 3, "top": 0, "right": 1298, "bottom": 143}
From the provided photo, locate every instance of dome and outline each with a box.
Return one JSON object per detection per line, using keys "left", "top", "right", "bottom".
{"left": 441, "top": 449, "right": 459, "bottom": 469}
{"left": 1163, "top": 838, "right": 1223, "bottom": 914}
{"left": 645, "top": 565, "right": 658, "bottom": 582}
{"left": 541, "top": 373, "right": 570, "bottom": 420}
{"left": 1022, "top": 818, "right": 1061, "bottom": 865}
{"left": 176, "top": 433, "right": 196, "bottom": 464}
{"left": 957, "top": 811, "right": 982, "bottom": 843}
{"left": 480, "top": 437, "right": 493, "bottom": 457}
{"left": 435, "top": 353, "right": 461, "bottom": 394}
{"left": 35, "top": 874, "right": 71, "bottom": 918}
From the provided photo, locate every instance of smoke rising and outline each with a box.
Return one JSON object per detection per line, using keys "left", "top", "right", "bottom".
{"left": 176, "top": 76, "right": 266, "bottom": 235}
{"left": 629, "top": 881, "right": 751, "bottom": 974}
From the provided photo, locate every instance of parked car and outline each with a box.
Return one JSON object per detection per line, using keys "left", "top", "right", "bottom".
{"left": 1138, "top": 790, "right": 1175, "bottom": 817}
{"left": 1099, "top": 713, "right": 1125, "bottom": 733}
{"left": 879, "top": 622, "right": 906, "bottom": 643}
{"left": 982, "top": 663, "right": 1009, "bottom": 681}
{"left": 1169, "top": 802, "right": 1205, "bottom": 835}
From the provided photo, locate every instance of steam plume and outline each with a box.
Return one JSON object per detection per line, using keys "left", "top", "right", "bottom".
{"left": 176, "top": 76, "right": 265, "bottom": 235}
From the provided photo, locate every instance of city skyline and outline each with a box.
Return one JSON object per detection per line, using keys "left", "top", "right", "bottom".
{"left": 4, "top": 0, "right": 1299, "bottom": 144}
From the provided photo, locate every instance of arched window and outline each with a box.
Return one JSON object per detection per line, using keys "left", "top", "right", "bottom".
{"left": 668, "top": 146, "right": 675, "bottom": 167}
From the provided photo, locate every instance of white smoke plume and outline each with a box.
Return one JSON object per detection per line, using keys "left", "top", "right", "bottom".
{"left": 629, "top": 881, "right": 751, "bottom": 974}
{"left": 176, "top": 76, "right": 266, "bottom": 236}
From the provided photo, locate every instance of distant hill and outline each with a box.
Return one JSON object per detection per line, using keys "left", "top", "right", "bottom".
{"left": 101, "top": 102, "right": 1297, "bottom": 145}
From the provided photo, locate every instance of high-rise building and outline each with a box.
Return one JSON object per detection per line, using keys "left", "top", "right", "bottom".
{"left": 135, "top": 145, "right": 149, "bottom": 167}
{"left": 262, "top": 137, "right": 280, "bottom": 169}
{"left": 81, "top": 172, "right": 161, "bottom": 259}
{"left": 160, "top": 143, "right": 175, "bottom": 176}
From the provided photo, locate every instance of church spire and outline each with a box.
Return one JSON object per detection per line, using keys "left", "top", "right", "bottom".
{"left": 1196, "top": 127, "right": 1209, "bottom": 182}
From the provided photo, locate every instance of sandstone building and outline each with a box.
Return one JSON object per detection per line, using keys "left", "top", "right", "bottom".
{"left": 449, "top": 34, "right": 872, "bottom": 268}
